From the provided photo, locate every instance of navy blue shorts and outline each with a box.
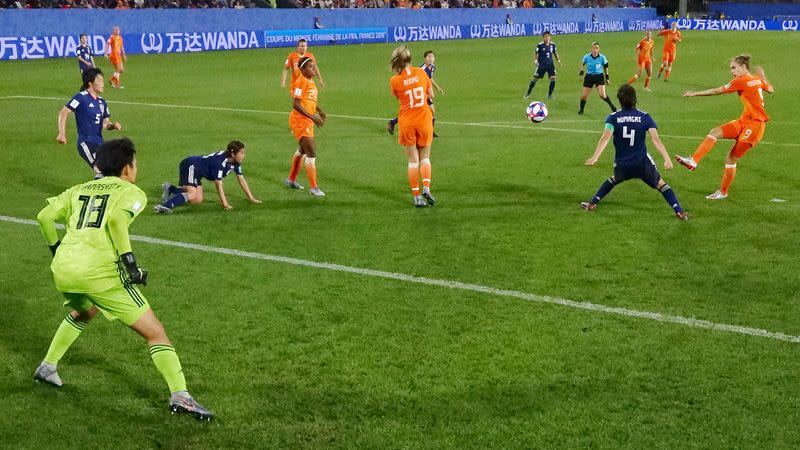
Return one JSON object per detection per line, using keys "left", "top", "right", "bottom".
{"left": 536, "top": 65, "right": 556, "bottom": 79}
{"left": 613, "top": 156, "right": 661, "bottom": 189}
{"left": 76, "top": 141, "right": 100, "bottom": 168}
{"left": 178, "top": 157, "right": 201, "bottom": 187}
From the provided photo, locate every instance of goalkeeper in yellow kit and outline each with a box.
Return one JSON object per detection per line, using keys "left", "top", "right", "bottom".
{"left": 33, "top": 138, "right": 214, "bottom": 421}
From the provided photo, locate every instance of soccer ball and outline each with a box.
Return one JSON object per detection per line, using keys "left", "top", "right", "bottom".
{"left": 526, "top": 101, "right": 548, "bottom": 123}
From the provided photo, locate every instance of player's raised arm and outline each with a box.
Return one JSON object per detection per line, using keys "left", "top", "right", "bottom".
{"left": 683, "top": 86, "right": 725, "bottom": 97}
{"left": 648, "top": 128, "right": 673, "bottom": 169}
{"left": 755, "top": 66, "right": 774, "bottom": 93}
{"left": 585, "top": 127, "right": 613, "bottom": 166}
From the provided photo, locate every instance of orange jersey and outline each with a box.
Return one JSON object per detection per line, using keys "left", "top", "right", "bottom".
{"left": 285, "top": 51, "right": 316, "bottom": 81}
{"left": 107, "top": 35, "right": 123, "bottom": 56}
{"left": 636, "top": 38, "right": 654, "bottom": 61}
{"left": 658, "top": 29, "right": 681, "bottom": 51}
{"left": 390, "top": 66, "right": 432, "bottom": 125}
{"left": 722, "top": 73, "right": 771, "bottom": 122}
{"left": 289, "top": 71, "right": 318, "bottom": 122}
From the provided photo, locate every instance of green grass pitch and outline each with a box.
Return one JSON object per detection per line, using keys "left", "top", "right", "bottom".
{"left": 1, "top": 30, "right": 800, "bottom": 447}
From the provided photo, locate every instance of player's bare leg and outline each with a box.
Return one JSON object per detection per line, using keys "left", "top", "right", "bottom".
{"left": 676, "top": 127, "right": 724, "bottom": 171}
{"left": 643, "top": 62, "right": 653, "bottom": 91}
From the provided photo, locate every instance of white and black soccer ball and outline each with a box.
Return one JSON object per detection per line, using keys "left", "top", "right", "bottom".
{"left": 526, "top": 101, "right": 548, "bottom": 123}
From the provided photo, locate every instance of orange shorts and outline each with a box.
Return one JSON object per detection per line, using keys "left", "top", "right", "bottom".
{"left": 397, "top": 121, "right": 433, "bottom": 148}
{"left": 661, "top": 49, "right": 676, "bottom": 63}
{"left": 720, "top": 118, "right": 765, "bottom": 147}
{"left": 109, "top": 54, "right": 122, "bottom": 66}
{"left": 637, "top": 58, "right": 652, "bottom": 69}
{"left": 289, "top": 116, "right": 314, "bottom": 141}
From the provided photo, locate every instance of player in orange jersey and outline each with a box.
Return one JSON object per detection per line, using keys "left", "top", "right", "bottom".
{"left": 281, "top": 39, "right": 325, "bottom": 89}
{"left": 675, "top": 54, "right": 773, "bottom": 199}
{"left": 104, "top": 26, "right": 126, "bottom": 89}
{"left": 626, "top": 31, "right": 655, "bottom": 91}
{"left": 656, "top": 21, "right": 681, "bottom": 81}
{"left": 390, "top": 46, "right": 436, "bottom": 208}
{"left": 284, "top": 57, "right": 327, "bottom": 197}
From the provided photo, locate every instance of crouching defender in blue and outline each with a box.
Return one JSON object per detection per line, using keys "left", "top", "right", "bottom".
{"left": 154, "top": 140, "right": 261, "bottom": 214}
{"left": 582, "top": 84, "right": 688, "bottom": 221}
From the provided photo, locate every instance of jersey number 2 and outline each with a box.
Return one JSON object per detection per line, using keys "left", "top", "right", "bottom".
{"left": 405, "top": 87, "right": 425, "bottom": 108}
{"left": 622, "top": 126, "right": 636, "bottom": 147}
{"left": 76, "top": 194, "right": 110, "bottom": 229}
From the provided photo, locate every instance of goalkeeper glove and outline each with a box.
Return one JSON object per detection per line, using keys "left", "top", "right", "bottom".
{"left": 48, "top": 241, "right": 60, "bottom": 256}
{"left": 120, "top": 252, "right": 148, "bottom": 286}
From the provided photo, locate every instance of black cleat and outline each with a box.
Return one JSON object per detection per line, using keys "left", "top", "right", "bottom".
{"left": 387, "top": 120, "right": 395, "bottom": 135}
{"left": 422, "top": 191, "right": 436, "bottom": 206}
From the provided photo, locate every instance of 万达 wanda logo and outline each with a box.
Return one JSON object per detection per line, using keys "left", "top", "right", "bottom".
{"left": 782, "top": 20, "right": 799, "bottom": 31}
{"left": 141, "top": 33, "right": 164, "bottom": 53}
{"left": 393, "top": 27, "right": 407, "bottom": 42}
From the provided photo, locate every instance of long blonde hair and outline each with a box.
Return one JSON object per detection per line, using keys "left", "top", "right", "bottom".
{"left": 391, "top": 46, "right": 411, "bottom": 74}
{"left": 732, "top": 53, "right": 751, "bottom": 70}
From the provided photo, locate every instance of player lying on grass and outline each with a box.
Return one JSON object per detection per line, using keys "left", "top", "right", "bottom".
{"left": 155, "top": 140, "right": 261, "bottom": 213}
{"left": 34, "top": 137, "right": 214, "bottom": 421}
{"left": 582, "top": 84, "right": 688, "bottom": 220}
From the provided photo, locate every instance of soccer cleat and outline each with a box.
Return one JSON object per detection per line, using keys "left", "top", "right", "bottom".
{"left": 309, "top": 187, "right": 326, "bottom": 197}
{"left": 674, "top": 155, "right": 697, "bottom": 172}
{"left": 705, "top": 190, "right": 728, "bottom": 200}
{"left": 676, "top": 211, "right": 689, "bottom": 221}
{"left": 422, "top": 191, "right": 436, "bottom": 206}
{"left": 580, "top": 201, "right": 597, "bottom": 211}
{"left": 413, "top": 195, "right": 427, "bottom": 207}
{"left": 644, "top": 87, "right": 652, "bottom": 92}
{"left": 153, "top": 204, "right": 173, "bottom": 214}
{"left": 547, "top": 95, "right": 555, "bottom": 100}
{"left": 284, "top": 178, "right": 304, "bottom": 190}
{"left": 433, "top": 132, "right": 439, "bottom": 138}
{"left": 578, "top": 110, "right": 584, "bottom": 115}
{"left": 160, "top": 182, "right": 172, "bottom": 204}
{"left": 387, "top": 120, "right": 396, "bottom": 135}
{"left": 33, "top": 362, "right": 63, "bottom": 387}
{"left": 169, "top": 394, "right": 214, "bottom": 421}
{"left": 523, "top": 93, "right": 530, "bottom": 99}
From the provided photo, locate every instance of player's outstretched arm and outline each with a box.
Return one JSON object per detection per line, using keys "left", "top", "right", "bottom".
{"left": 213, "top": 180, "right": 233, "bottom": 210}
{"left": 109, "top": 208, "right": 147, "bottom": 285}
{"left": 37, "top": 204, "right": 63, "bottom": 255}
{"left": 56, "top": 107, "right": 71, "bottom": 144}
{"left": 585, "top": 128, "right": 612, "bottom": 166}
{"left": 683, "top": 86, "right": 725, "bottom": 97}
{"left": 648, "top": 128, "right": 673, "bottom": 169}
{"left": 432, "top": 78, "right": 444, "bottom": 94}
{"left": 236, "top": 175, "right": 261, "bottom": 204}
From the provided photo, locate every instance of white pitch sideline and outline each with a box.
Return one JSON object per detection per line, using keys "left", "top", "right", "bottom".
{"left": 2, "top": 214, "right": 798, "bottom": 344}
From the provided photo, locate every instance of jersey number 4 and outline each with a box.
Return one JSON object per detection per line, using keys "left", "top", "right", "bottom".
{"left": 405, "top": 87, "right": 425, "bottom": 108}
{"left": 76, "top": 194, "right": 110, "bottom": 229}
{"left": 623, "top": 126, "right": 636, "bottom": 147}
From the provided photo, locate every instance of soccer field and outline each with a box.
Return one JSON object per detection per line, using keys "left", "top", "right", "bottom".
{"left": 2, "top": 29, "right": 800, "bottom": 447}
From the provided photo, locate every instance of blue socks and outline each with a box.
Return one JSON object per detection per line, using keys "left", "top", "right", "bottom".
{"left": 548, "top": 80, "right": 556, "bottom": 97}
{"left": 591, "top": 178, "right": 616, "bottom": 204}
{"left": 168, "top": 185, "right": 185, "bottom": 196}
{"left": 389, "top": 117, "right": 398, "bottom": 126}
{"left": 164, "top": 193, "right": 188, "bottom": 209}
{"left": 659, "top": 184, "right": 683, "bottom": 213}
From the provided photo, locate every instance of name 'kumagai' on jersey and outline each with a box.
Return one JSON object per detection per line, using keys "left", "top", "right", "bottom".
{"left": 605, "top": 109, "right": 657, "bottom": 164}
{"left": 67, "top": 91, "right": 110, "bottom": 145}
{"left": 47, "top": 177, "right": 147, "bottom": 293}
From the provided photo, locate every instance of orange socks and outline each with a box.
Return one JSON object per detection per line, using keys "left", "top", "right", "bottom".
{"left": 664, "top": 68, "right": 671, "bottom": 80}
{"left": 420, "top": 158, "right": 431, "bottom": 188}
{"left": 692, "top": 135, "right": 717, "bottom": 163}
{"left": 288, "top": 151, "right": 302, "bottom": 181}
{"left": 720, "top": 164, "right": 737, "bottom": 194}
{"left": 305, "top": 157, "right": 318, "bottom": 189}
{"left": 627, "top": 74, "right": 639, "bottom": 85}
{"left": 407, "top": 162, "right": 420, "bottom": 195}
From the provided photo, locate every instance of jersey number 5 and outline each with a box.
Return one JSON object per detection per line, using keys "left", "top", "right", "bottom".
{"left": 623, "top": 126, "right": 636, "bottom": 147}
{"left": 405, "top": 86, "right": 425, "bottom": 108}
{"left": 76, "top": 194, "right": 110, "bottom": 229}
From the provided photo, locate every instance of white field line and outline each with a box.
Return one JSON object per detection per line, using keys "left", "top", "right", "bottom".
{"left": 2, "top": 95, "right": 798, "bottom": 147}
{"left": 3, "top": 214, "right": 799, "bottom": 344}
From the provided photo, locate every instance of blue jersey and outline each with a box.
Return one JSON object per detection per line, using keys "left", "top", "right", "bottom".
{"left": 604, "top": 108, "right": 657, "bottom": 164}
{"left": 420, "top": 63, "right": 435, "bottom": 79}
{"left": 76, "top": 44, "right": 93, "bottom": 72}
{"left": 582, "top": 52, "right": 608, "bottom": 75}
{"left": 66, "top": 91, "right": 109, "bottom": 145}
{"left": 189, "top": 151, "right": 243, "bottom": 181}
{"left": 535, "top": 41, "right": 557, "bottom": 67}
